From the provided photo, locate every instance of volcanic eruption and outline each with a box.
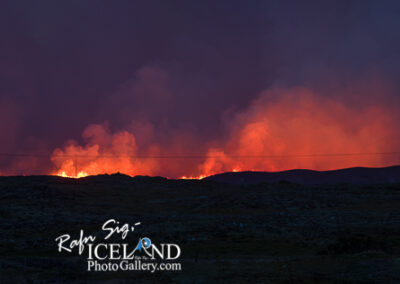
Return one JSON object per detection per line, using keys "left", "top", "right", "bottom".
{"left": 1, "top": 1, "right": 400, "bottom": 179}
{"left": 50, "top": 84, "right": 400, "bottom": 179}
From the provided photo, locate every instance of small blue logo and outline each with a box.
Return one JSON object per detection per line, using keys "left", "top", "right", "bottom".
{"left": 136, "top": 237, "right": 151, "bottom": 251}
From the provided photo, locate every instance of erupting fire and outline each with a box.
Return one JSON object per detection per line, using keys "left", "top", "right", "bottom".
{"left": 59, "top": 171, "right": 88, "bottom": 178}
{"left": 179, "top": 175, "right": 208, "bottom": 180}
{"left": 50, "top": 87, "right": 400, "bottom": 179}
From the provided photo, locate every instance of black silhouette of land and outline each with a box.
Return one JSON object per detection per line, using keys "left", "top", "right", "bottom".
{"left": 206, "top": 165, "right": 400, "bottom": 185}
{"left": 1, "top": 166, "right": 400, "bottom": 282}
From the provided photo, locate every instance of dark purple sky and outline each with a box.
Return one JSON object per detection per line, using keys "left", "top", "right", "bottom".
{"left": 1, "top": 0, "right": 400, "bottom": 175}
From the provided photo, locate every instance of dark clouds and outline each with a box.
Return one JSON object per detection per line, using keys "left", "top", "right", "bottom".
{"left": 1, "top": 0, "right": 400, "bottom": 174}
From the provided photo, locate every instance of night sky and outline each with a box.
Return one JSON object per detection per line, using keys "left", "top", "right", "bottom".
{"left": 1, "top": 0, "right": 400, "bottom": 177}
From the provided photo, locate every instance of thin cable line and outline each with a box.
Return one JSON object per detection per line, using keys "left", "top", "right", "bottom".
{"left": 0, "top": 152, "right": 399, "bottom": 159}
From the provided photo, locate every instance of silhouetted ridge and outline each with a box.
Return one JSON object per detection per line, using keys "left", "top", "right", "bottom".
{"left": 204, "top": 165, "right": 400, "bottom": 185}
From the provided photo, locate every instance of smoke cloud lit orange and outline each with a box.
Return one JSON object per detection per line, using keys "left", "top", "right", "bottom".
{"left": 51, "top": 124, "right": 160, "bottom": 178}
{"left": 198, "top": 87, "right": 400, "bottom": 176}
{"left": 50, "top": 86, "right": 400, "bottom": 179}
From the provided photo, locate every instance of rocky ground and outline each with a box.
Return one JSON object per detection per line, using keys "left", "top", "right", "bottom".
{"left": 0, "top": 174, "right": 400, "bottom": 283}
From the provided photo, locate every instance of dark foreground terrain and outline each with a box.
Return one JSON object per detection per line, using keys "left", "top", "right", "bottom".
{"left": 0, "top": 174, "right": 400, "bottom": 283}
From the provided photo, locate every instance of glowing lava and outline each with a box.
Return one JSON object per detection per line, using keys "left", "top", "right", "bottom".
{"left": 58, "top": 171, "right": 88, "bottom": 178}
{"left": 50, "top": 86, "right": 400, "bottom": 179}
{"left": 179, "top": 175, "right": 208, "bottom": 180}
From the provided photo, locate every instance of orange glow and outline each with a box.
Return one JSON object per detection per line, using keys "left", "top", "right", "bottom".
{"left": 195, "top": 87, "right": 400, "bottom": 176}
{"left": 59, "top": 171, "right": 88, "bottom": 178}
{"left": 51, "top": 87, "right": 400, "bottom": 179}
{"left": 179, "top": 175, "right": 207, "bottom": 180}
